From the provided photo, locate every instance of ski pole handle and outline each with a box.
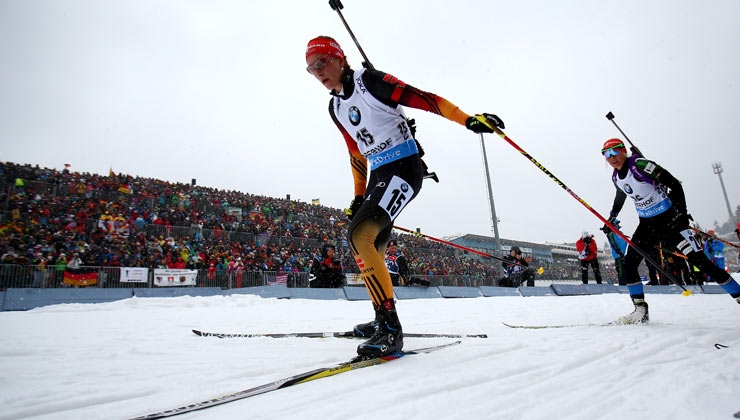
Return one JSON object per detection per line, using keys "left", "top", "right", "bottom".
{"left": 605, "top": 111, "right": 643, "bottom": 157}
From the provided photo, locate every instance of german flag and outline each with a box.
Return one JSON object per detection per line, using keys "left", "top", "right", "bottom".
{"left": 0, "top": 222, "right": 22, "bottom": 234}
{"left": 63, "top": 267, "right": 98, "bottom": 286}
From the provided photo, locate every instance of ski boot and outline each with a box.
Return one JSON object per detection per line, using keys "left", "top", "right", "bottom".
{"left": 353, "top": 319, "right": 378, "bottom": 338}
{"left": 356, "top": 299, "right": 403, "bottom": 359}
{"left": 617, "top": 297, "right": 649, "bottom": 324}
{"left": 353, "top": 304, "right": 380, "bottom": 338}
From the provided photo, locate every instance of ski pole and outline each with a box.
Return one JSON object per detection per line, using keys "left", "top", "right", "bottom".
{"left": 393, "top": 225, "right": 545, "bottom": 275}
{"left": 657, "top": 246, "right": 688, "bottom": 260}
{"left": 475, "top": 116, "right": 691, "bottom": 295}
{"left": 328, "top": 0, "right": 374, "bottom": 69}
{"left": 605, "top": 111, "right": 644, "bottom": 157}
{"left": 691, "top": 227, "right": 740, "bottom": 250}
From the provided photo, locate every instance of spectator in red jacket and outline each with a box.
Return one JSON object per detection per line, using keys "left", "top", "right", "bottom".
{"left": 576, "top": 231, "right": 602, "bottom": 284}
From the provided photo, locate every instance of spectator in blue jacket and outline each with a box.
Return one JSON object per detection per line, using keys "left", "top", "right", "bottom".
{"left": 702, "top": 230, "right": 725, "bottom": 281}
{"left": 602, "top": 219, "right": 628, "bottom": 285}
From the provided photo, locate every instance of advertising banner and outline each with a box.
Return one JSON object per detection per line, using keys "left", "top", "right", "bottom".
{"left": 153, "top": 269, "right": 197, "bottom": 287}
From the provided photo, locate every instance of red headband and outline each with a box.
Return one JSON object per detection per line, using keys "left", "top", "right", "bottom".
{"left": 306, "top": 37, "right": 344, "bottom": 61}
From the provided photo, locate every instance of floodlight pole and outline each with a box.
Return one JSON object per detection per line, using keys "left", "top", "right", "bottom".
{"left": 480, "top": 134, "right": 502, "bottom": 254}
{"left": 712, "top": 162, "right": 735, "bottom": 223}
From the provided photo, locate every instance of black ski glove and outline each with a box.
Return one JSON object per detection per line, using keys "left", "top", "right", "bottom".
{"left": 465, "top": 113, "right": 505, "bottom": 134}
{"left": 345, "top": 195, "right": 364, "bottom": 221}
{"left": 601, "top": 216, "right": 618, "bottom": 234}
{"left": 669, "top": 210, "right": 692, "bottom": 230}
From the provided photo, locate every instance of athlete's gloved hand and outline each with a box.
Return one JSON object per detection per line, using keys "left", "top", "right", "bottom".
{"left": 670, "top": 210, "right": 693, "bottom": 229}
{"left": 465, "top": 113, "right": 505, "bottom": 134}
{"left": 601, "top": 216, "right": 618, "bottom": 234}
{"left": 345, "top": 195, "right": 364, "bottom": 221}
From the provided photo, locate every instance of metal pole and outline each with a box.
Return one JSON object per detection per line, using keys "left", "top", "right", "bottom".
{"left": 712, "top": 162, "right": 735, "bottom": 223}
{"left": 479, "top": 134, "right": 502, "bottom": 254}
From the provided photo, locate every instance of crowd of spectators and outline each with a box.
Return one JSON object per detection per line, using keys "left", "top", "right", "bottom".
{"left": 0, "top": 161, "right": 590, "bottom": 287}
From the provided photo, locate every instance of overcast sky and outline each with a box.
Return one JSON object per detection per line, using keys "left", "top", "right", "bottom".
{"left": 2, "top": 0, "right": 738, "bottom": 245}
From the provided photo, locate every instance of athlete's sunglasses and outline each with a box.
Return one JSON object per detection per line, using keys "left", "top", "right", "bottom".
{"left": 306, "top": 55, "right": 334, "bottom": 74}
{"left": 602, "top": 145, "right": 625, "bottom": 158}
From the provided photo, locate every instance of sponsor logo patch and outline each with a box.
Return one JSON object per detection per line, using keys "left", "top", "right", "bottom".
{"left": 348, "top": 106, "right": 361, "bottom": 126}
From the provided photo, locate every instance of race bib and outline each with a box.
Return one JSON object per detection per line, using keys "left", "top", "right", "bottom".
{"left": 378, "top": 175, "right": 415, "bottom": 221}
{"left": 677, "top": 229, "right": 702, "bottom": 254}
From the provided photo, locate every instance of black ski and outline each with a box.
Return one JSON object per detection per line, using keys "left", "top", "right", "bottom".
{"left": 192, "top": 329, "right": 487, "bottom": 339}
{"left": 502, "top": 321, "right": 617, "bottom": 329}
{"left": 502, "top": 320, "right": 678, "bottom": 329}
{"left": 128, "top": 341, "right": 461, "bottom": 419}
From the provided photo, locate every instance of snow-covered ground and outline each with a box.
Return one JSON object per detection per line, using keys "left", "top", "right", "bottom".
{"left": 1, "top": 289, "right": 739, "bottom": 420}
